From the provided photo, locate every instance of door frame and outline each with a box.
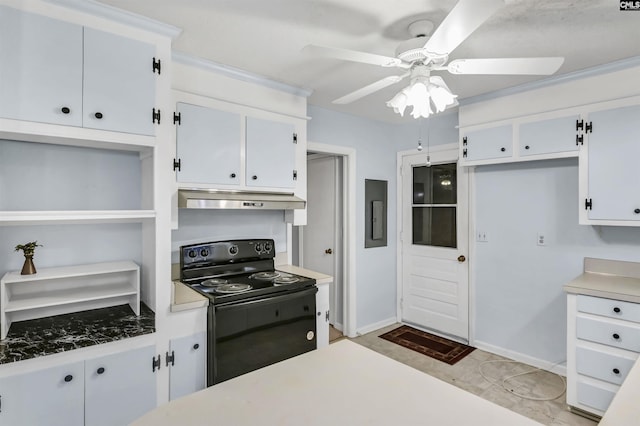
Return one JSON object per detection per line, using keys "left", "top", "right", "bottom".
{"left": 304, "top": 141, "right": 356, "bottom": 338}
{"left": 395, "top": 143, "right": 475, "bottom": 345}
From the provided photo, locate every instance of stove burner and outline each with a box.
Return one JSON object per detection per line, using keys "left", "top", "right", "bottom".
{"left": 216, "top": 283, "right": 253, "bottom": 294}
{"left": 250, "top": 271, "right": 281, "bottom": 280}
{"left": 201, "top": 278, "right": 228, "bottom": 287}
{"left": 273, "top": 276, "right": 300, "bottom": 286}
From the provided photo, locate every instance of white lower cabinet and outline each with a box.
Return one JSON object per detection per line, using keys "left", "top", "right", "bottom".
{"left": 0, "top": 361, "right": 85, "bottom": 426}
{"left": 169, "top": 332, "right": 206, "bottom": 400}
{"left": 85, "top": 345, "right": 157, "bottom": 426}
{"left": 316, "top": 283, "right": 330, "bottom": 349}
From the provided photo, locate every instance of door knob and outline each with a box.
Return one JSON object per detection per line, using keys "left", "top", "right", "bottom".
{"left": 325, "top": 248, "right": 333, "bottom": 254}
{"left": 457, "top": 255, "right": 466, "bottom": 262}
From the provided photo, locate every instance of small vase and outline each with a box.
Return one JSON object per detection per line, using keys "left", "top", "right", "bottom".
{"left": 21, "top": 255, "right": 37, "bottom": 275}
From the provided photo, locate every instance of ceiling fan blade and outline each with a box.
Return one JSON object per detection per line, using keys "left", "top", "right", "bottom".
{"left": 303, "top": 44, "right": 406, "bottom": 68}
{"left": 333, "top": 73, "right": 409, "bottom": 104}
{"left": 424, "top": 0, "right": 505, "bottom": 56}
{"left": 447, "top": 57, "right": 565, "bottom": 75}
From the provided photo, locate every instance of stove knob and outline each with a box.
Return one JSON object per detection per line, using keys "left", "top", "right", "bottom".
{"left": 229, "top": 245, "right": 238, "bottom": 256}
{"left": 200, "top": 248, "right": 209, "bottom": 257}
{"left": 255, "top": 243, "right": 263, "bottom": 253}
{"left": 264, "top": 242, "right": 272, "bottom": 252}
{"left": 188, "top": 250, "right": 197, "bottom": 258}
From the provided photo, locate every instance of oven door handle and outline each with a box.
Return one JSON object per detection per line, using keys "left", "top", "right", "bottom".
{"left": 215, "top": 286, "right": 318, "bottom": 311}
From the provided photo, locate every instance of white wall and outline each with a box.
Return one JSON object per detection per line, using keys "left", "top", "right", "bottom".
{"left": 474, "top": 158, "right": 640, "bottom": 365}
{"left": 307, "top": 105, "right": 458, "bottom": 331}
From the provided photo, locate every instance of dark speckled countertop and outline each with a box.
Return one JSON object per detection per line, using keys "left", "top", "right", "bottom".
{"left": 0, "top": 303, "right": 155, "bottom": 364}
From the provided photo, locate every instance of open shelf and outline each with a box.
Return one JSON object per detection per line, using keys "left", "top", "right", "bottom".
{"left": 1, "top": 261, "right": 140, "bottom": 339}
{"left": 0, "top": 210, "right": 156, "bottom": 226}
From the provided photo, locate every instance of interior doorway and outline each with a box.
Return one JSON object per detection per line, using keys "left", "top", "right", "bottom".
{"left": 294, "top": 142, "right": 356, "bottom": 338}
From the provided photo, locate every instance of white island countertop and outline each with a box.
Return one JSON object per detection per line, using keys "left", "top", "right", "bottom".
{"left": 132, "top": 340, "right": 540, "bottom": 426}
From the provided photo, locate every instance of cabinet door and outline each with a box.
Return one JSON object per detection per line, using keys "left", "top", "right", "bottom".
{"left": 0, "top": 362, "right": 84, "bottom": 426}
{"left": 519, "top": 115, "right": 580, "bottom": 156}
{"left": 246, "top": 117, "right": 296, "bottom": 189}
{"left": 85, "top": 345, "right": 157, "bottom": 426}
{"left": 462, "top": 125, "right": 512, "bottom": 162}
{"left": 0, "top": 6, "right": 83, "bottom": 126}
{"left": 587, "top": 105, "right": 640, "bottom": 221}
{"left": 316, "top": 284, "right": 330, "bottom": 349}
{"left": 169, "top": 332, "right": 206, "bottom": 400}
{"left": 83, "top": 28, "right": 155, "bottom": 135}
{"left": 176, "top": 103, "right": 242, "bottom": 185}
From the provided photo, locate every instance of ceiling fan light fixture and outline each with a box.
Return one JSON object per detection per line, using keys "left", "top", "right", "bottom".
{"left": 387, "top": 75, "right": 456, "bottom": 119}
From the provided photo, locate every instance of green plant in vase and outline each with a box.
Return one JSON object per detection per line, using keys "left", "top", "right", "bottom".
{"left": 15, "top": 241, "right": 43, "bottom": 275}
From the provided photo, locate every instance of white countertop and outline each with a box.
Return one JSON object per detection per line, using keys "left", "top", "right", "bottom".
{"left": 563, "top": 257, "right": 640, "bottom": 302}
{"left": 132, "top": 340, "right": 540, "bottom": 426}
{"left": 277, "top": 264, "right": 333, "bottom": 285}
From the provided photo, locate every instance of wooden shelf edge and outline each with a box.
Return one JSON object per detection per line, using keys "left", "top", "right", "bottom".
{"left": 5, "top": 288, "right": 138, "bottom": 313}
{"left": 1, "top": 261, "right": 139, "bottom": 283}
{"left": 0, "top": 210, "right": 156, "bottom": 225}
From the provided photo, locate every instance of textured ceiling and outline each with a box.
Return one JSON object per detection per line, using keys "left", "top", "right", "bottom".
{"left": 98, "top": 0, "right": 640, "bottom": 123}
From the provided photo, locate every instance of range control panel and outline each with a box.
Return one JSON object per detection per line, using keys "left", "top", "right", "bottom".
{"left": 180, "top": 239, "right": 275, "bottom": 266}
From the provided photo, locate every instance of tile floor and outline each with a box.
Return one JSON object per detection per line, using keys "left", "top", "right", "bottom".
{"left": 348, "top": 324, "right": 598, "bottom": 426}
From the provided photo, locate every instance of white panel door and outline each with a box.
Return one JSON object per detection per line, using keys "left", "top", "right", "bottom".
{"left": 176, "top": 103, "right": 242, "bottom": 185}
{"left": 463, "top": 125, "right": 512, "bottom": 161}
{"left": 0, "top": 5, "right": 83, "bottom": 126}
{"left": 587, "top": 105, "right": 640, "bottom": 221}
{"left": 169, "top": 332, "right": 206, "bottom": 400}
{"left": 0, "top": 361, "right": 84, "bottom": 426}
{"left": 85, "top": 345, "right": 157, "bottom": 426}
{"left": 83, "top": 28, "right": 155, "bottom": 135}
{"left": 401, "top": 148, "right": 469, "bottom": 341}
{"left": 519, "top": 115, "right": 580, "bottom": 156}
{"left": 246, "top": 117, "right": 296, "bottom": 189}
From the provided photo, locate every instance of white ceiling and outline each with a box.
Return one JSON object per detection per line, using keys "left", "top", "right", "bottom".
{"left": 98, "top": 0, "right": 640, "bottom": 123}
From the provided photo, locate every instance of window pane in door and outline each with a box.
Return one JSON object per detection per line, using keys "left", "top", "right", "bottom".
{"left": 412, "top": 207, "right": 457, "bottom": 248}
{"left": 412, "top": 164, "right": 457, "bottom": 204}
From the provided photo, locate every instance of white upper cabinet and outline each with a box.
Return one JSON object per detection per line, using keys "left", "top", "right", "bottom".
{"left": 246, "top": 116, "right": 297, "bottom": 189}
{"left": 519, "top": 115, "right": 580, "bottom": 157}
{"left": 581, "top": 104, "right": 640, "bottom": 224}
{"left": 0, "top": 5, "right": 83, "bottom": 127}
{"left": 0, "top": 5, "right": 157, "bottom": 136}
{"left": 175, "top": 102, "right": 241, "bottom": 185}
{"left": 462, "top": 124, "right": 512, "bottom": 162}
{"left": 83, "top": 28, "right": 156, "bottom": 135}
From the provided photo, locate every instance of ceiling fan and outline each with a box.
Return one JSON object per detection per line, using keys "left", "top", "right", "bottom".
{"left": 303, "top": 0, "right": 564, "bottom": 118}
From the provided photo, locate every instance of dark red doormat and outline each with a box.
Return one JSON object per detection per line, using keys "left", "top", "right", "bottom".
{"left": 379, "top": 325, "right": 475, "bottom": 365}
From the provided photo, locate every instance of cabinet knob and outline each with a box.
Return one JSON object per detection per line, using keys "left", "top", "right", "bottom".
{"left": 94, "top": 112, "right": 103, "bottom": 119}
{"left": 613, "top": 307, "right": 621, "bottom": 314}
{"left": 230, "top": 173, "right": 236, "bottom": 179}
{"left": 64, "top": 374, "right": 73, "bottom": 382}
{"left": 317, "top": 312, "right": 321, "bottom": 317}
{"left": 500, "top": 147, "right": 506, "bottom": 152}
{"left": 97, "top": 367, "right": 105, "bottom": 375}
{"left": 61, "top": 107, "right": 70, "bottom": 114}
{"left": 252, "top": 175, "right": 258, "bottom": 180}
{"left": 524, "top": 145, "right": 530, "bottom": 150}
{"left": 613, "top": 368, "right": 621, "bottom": 375}
{"left": 634, "top": 208, "right": 640, "bottom": 214}
{"left": 613, "top": 333, "right": 620, "bottom": 340}
{"left": 193, "top": 343, "right": 200, "bottom": 350}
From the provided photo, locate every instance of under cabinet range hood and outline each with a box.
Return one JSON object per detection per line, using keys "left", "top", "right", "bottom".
{"left": 178, "top": 189, "right": 305, "bottom": 210}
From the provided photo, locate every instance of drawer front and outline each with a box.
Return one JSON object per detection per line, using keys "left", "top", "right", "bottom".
{"left": 576, "top": 347, "right": 637, "bottom": 385}
{"left": 577, "top": 295, "right": 640, "bottom": 323}
{"left": 577, "top": 381, "right": 616, "bottom": 413}
{"left": 577, "top": 316, "right": 640, "bottom": 352}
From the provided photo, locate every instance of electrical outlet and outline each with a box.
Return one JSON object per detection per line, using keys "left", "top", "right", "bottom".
{"left": 537, "top": 233, "right": 546, "bottom": 246}
{"left": 477, "top": 231, "right": 488, "bottom": 242}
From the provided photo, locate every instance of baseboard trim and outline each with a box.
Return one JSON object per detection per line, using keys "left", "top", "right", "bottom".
{"left": 356, "top": 317, "right": 397, "bottom": 336}
{"left": 474, "top": 340, "right": 567, "bottom": 376}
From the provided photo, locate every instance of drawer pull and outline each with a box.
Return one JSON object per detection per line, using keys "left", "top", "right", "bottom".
{"left": 613, "top": 307, "right": 621, "bottom": 314}
{"left": 613, "top": 333, "right": 620, "bottom": 340}
{"left": 613, "top": 368, "right": 620, "bottom": 375}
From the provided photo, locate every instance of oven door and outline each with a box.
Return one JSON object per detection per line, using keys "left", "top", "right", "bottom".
{"left": 208, "top": 286, "right": 317, "bottom": 385}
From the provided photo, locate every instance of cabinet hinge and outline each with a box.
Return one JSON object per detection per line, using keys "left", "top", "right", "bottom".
{"left": 576, "top": 119, "right": 584, "bottom": 132}
{"left": 152, "top": 108, "right": 161, "bottom": 125}
{"left": 463, "top": 148, "right": 468, "bottom": 158}
{"left": 152, "top": 354, "right": 161, "bottom": 372}
{"left": 462, "top": 136, "right": 468, "bottom": 146}
{"left": 293, "top": 170, "right": 298, "bottom": 181}
{"left": 173, "top": 158, "right": 181, "bottom": 172}
{"left": 576, "top": 134, "right": 584, "bottom": 146}
{"left": 585, "top": 121, "right": 593, "bottom": 133}
{"left": 293, "top": 133, "right": 298, "bottom": 144}
{"left": 152, "top": 57, "right": 161, "bottom": 75}
{"left": 166, "top": 350, "right": 175, "bottom": 367}
{"left": 325, "top": 310, "right": 330, "bottom": 322}
{"left": 585, "top": 198, "right": 593, "bottom": 210}
{"left": 173, "top": 112, "right": 181, "bottom": 125}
